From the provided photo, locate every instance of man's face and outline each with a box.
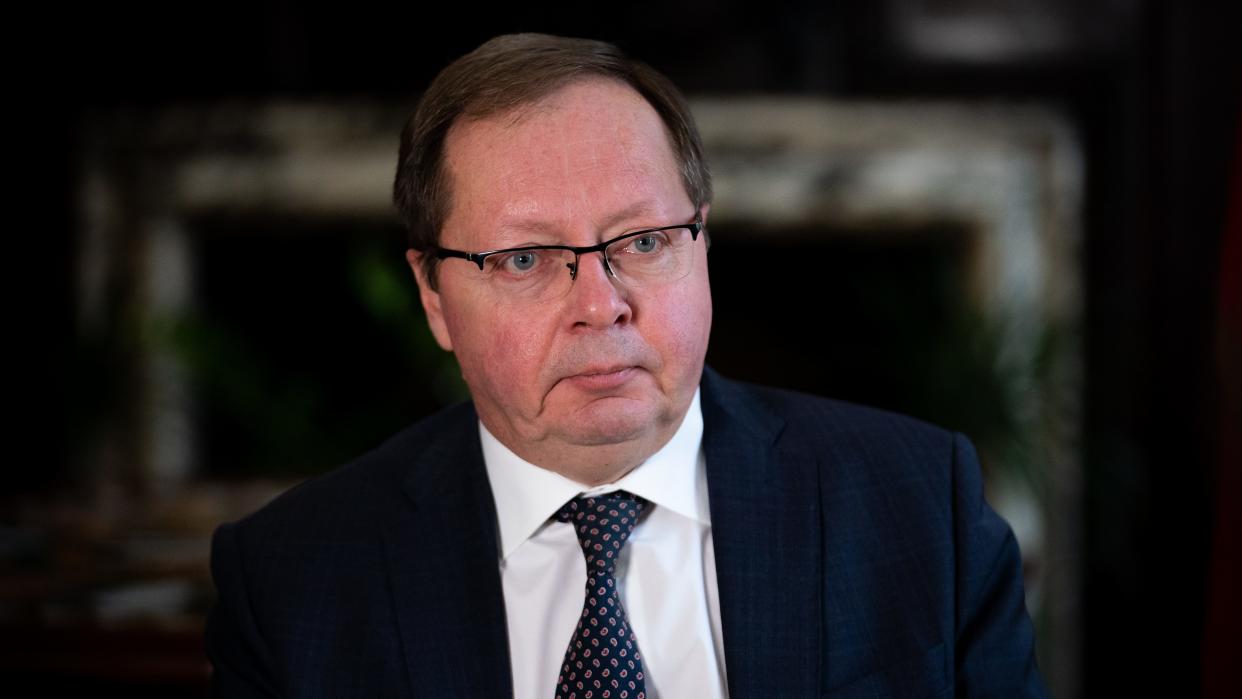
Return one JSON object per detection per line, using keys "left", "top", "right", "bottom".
{"left": 407, "top": 78, "right": 712, "bottom": 478}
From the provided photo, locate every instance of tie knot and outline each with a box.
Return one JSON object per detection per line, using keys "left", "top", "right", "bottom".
{"left": 554, "top": 491, "right": 647, "bottom": 570}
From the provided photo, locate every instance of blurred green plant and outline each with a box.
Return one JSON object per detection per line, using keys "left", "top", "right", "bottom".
{"left": 346, "top": 244, "right": 468, "bottom": 406}
{"left": 150, "top": 239, "right": 466, "bottom": 478}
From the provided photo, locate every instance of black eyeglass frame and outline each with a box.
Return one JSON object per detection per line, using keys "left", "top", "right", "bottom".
{"left": 432, "top": 212, "right": 705, "bottom": 281}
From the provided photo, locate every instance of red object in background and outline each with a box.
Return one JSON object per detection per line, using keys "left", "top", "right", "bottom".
{"left": 1202, "top": 107, "right": 1242, "bottom": 699}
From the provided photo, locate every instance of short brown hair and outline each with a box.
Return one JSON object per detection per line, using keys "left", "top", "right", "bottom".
{"left": 392, "top": 33, "right": 712, "bottom": 289}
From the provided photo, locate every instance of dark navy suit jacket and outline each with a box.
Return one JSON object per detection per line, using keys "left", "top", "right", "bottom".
{"left": 206, "top": 366, "right": 1046, "bottom": 697}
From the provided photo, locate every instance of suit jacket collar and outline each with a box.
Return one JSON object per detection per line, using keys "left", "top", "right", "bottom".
{"left": 381, "top": 367, "right": 823, "bottom": 697}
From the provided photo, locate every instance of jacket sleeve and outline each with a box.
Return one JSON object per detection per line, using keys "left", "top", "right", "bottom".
{"left": 951, "top": 432, "right": 1048, "bottom": 697}
{"left": 205, "top": 521, "right": 282, "bottom": 698}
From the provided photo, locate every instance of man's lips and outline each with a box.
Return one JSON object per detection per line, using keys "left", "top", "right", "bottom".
{"left": 563, "top": 366, "right": 638, "bottom": 391}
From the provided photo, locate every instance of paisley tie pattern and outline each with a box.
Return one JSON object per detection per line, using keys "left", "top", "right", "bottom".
{"left": 553, "top": 491, "right": 649, "bottom": 699}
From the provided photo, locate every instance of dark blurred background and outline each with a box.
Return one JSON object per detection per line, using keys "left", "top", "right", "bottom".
{"left": 8, "top": 1, "right": 1240, "bottom": 696}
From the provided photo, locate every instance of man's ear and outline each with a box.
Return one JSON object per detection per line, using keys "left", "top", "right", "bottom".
{"left": 406, "top": 249, "right": 453, "bottom": 352}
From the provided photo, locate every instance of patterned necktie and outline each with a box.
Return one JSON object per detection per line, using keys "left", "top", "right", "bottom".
{"left": 553, "top": 491, "right": 649, "bottom": 699}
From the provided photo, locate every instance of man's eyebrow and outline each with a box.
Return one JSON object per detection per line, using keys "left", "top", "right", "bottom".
{"left": 597, "top": 202, "right": 664, "bottom": 232}
{"left": 493, "top": 202, "right": 664, "bottom": 243}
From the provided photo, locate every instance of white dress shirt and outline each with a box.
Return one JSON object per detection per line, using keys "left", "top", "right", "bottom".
{"left": 480, "top": 387, "right": 729, "bottom": 699}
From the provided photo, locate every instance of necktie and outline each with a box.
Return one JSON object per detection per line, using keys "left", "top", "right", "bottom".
{"left": 553, "top": 491, "right": 649, "bottom": 699}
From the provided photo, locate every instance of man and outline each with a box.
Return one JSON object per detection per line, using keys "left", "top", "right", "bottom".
{"left": 206, "top": 34, "right": 1046, "bottom": 698}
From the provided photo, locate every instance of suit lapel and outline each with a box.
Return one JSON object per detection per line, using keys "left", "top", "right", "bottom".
{"left": 381, "top": 405, "right": 513, "bottom": 697}
{"left": 701, "top": 367, "right": 823, "bottom": 698}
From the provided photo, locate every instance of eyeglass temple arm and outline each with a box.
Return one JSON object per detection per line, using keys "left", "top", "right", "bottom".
{"left": 434, "top": 249, "right": 488, "bottom": 271}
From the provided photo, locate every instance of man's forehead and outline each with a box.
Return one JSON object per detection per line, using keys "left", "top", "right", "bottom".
{"left": 439, "top": 79, "right": 686, "bottom": 244}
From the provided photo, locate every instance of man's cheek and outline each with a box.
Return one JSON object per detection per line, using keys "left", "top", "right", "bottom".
{"left": 481, "top": 325, "right": 547, "bottom": 386}
{"left": 492, "top": 323, "right": 545, "bottom": 363}
{"left": 667, "top": 304, "right": 710, "bottom": 353}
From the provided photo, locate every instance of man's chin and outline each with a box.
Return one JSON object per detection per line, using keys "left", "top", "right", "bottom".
{"left": 558, "top": 397, "right": 663, "bottom": 447}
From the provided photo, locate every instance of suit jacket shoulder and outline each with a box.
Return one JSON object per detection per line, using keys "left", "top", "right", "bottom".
{"left": 231, "top": 399, "right": 480, "bottom": 540}
{"left": 705, "top": 368, "right": 953, "bottom": 459}
{"left": 205, "top": 399, "right": 512, "bottom": 697}
{"left": 699, "top": 366, "right": 1045, "bottom": 698}
{"left": 701, "top": 367, "right": 963, "bottom": 517}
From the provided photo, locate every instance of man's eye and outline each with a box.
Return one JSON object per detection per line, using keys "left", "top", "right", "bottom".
{"left": 502, "top": 251, "right": 540, "bottom": 273}
{"left": 628, "top": 234, "right": 664, "bottom": 254}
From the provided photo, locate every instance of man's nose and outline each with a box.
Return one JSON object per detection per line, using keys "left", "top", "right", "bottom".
{"left": 567, "top": 251, "right": 632, "bottom": 328}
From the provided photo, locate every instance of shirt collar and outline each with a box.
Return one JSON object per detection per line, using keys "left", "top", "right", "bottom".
{"left": 480, "top": 387, "right": 708, "bottom": 560}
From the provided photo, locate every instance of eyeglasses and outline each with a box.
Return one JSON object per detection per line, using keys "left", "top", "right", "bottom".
{"left": 432, "top": 212, "right": 706, "bottom": 302}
